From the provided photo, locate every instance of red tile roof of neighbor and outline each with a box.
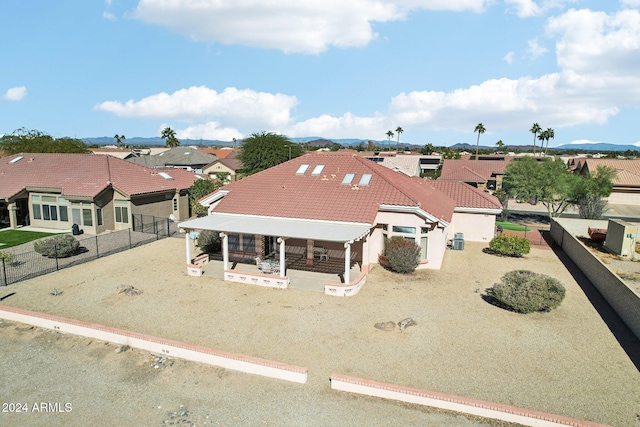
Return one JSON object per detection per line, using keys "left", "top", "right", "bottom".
{"left": 428, "top": 181, "right": 502, "bottom": 210}
{"left": 579, "top": 158, "right": 640, "bottom": 187}
{"left": 209, "top": 153, "right": 457, "bottom": 224}
{"left": 439, "top": 159, "right": 512, "bottom": 181}
{"left": 199, "top": 148, "right": 237, "bottom": 159}
{"left": 0, "top": 153, "right": 199, "bottom": 200}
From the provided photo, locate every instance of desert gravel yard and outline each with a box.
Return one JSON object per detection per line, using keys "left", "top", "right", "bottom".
{"left": 1, "top": 237, "right": 639, "bottom": 426}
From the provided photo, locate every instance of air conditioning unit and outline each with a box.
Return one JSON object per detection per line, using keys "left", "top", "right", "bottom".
{"left": 452, "top": 239, "right": 464, "bottom": 250}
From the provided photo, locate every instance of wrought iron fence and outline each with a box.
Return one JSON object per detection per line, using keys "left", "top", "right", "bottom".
{"left": 132, "top": 214, "right": 179, "bottom": 237}
{"left": 0, "top": 227, "right": 170, "bottom": 287}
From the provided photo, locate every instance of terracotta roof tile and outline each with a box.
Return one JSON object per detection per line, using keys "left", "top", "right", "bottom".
{"left": 429, "top": 181, "right": 502, "bottom": 210}
{"left": 581, "top": 158, "right": 640, "bottom": 187}
{"left": 0, "top": 153, "right": 198, "bottom": 200}
{"left": 210, "top": 153, "right": 456, "bottom": 224}
{"left": 440, "top": 159, "right": 511, "bottom": 182}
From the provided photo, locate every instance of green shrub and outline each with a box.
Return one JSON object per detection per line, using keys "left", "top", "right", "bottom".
{"left": 197, "top": 230, "right": 221, "bottom": 253}
{"left": 33, "top": 234, "right": 79, "bottom": 258}
{"left": 0, "top": 250, "right": 15, "bottom": 264}
{"left": 489, "top": 270, "right": 565, "bottom": 313}
{"left": 383, "top": 236, "right": 421, "bottom": 274}
{"left": 489, "top": 234, "right": 530, "bottom": 257}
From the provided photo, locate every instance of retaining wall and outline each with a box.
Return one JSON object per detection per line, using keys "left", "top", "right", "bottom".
{"left": 551, "top": 218, "right": 640, "bottom": 340}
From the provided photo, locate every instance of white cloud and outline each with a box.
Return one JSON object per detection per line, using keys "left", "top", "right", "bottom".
{"left": 131, "top": 0, "right": 490, "bottom": 54}
{"left": 505, "top": 0, "right": 577, "bottom": 18}
{"left": 503, "top": 51, "right": 515, "bottom": 63}
{"left": 527, "top": 38, "right": 548, "bottom": 58}
{"left": 3, "top": 86, "right": 27, "bottom": 101}
{"left": 622, "top": 0, "right": 640, "bottom": 8}
{"left": 175, "top": 121, "right": 243, "bottom": 141}
{"left": 103, "top": 11, "right": 116, "bottom": 20}
{"left": 285, "top": 113, "right": 387, "bottom": 139}
{"left": 95, "top": 86, "right": 298, "bottom": 130}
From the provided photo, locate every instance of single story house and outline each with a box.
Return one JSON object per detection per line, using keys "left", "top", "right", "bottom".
{"left": 570, "top": 158, "right": 640, "bottom": 206}
{"left": 128, "top": 147, "right": 218, "bottom": 173}
{"left": 202, "top": 150, "right": 243, "bottom": 182}
{"left": 179, "top": 153, "right": 499, "bottom": 296}
{"left": 0, "top": 153, "right": 199, "bottom": 233}
{"left": 439, "top": 158, "right": 513, "bottom": 191}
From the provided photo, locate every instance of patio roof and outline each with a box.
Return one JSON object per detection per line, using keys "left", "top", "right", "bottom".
{"left": 179, "top": 213, "right": 372, "bottom": 242}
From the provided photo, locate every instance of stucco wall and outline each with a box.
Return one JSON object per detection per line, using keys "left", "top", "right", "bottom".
{"left": 449, "top": 212, "right": 496, "bottom": 242}
{"left": 551, "top": 218, "right": 640, "bottom": 341}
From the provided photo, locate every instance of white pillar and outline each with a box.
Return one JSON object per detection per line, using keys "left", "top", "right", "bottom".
{"left": 277, "top": 237, "right": 286, "bottom": 277}
{"left": 362, "top": 232, "right": 370, "bottom": 271}
{"left": 344, "top": 240, "right": 353, "bottom": 284}
{"left": 220, "top": 232, "right": 229, "bottom": 271}
{"left": 185, "top": 230, "right": 192, "bottom": 264}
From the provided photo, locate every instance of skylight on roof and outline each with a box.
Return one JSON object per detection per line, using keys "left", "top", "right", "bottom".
{"left": 311, "top": 165, "right": 325, "bottom": 175}
{"left": 158, "top": 172, "right": 173, "bottom": 180}
{"left": 342, "top": 173, "right": 355, "bottom": 184}
{"left": 9, "top": 156, "right": 23, "bottom": 164}
{"left": 296, "top": 164, "right": 310, "bottom": 175}
{"left": 359, "top": 174, "right": 372, "bottom": 186}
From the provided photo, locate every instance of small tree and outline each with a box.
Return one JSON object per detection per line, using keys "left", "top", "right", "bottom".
{"left": 0, "top": 250, "right": 15, "bottom": 265}
{"left": 489, "top": 234, "right": 530, "bottom": 257}
{"left": 33, "top": 234, "right": 79, "bottom": 258}
{"left": 489, "top": 270, "right": 565, "bottom": 313}
{"left": 197, "top": 230, "right": 221, "bottom": 253}
{"left": 382, "top": 236, "right": 420, "bottom": 274}
{"left": 189, "top": 179, "right": 220, "bottom": 217}
{"left": 237, "top": 132, "right": 302, "bottom": 175}
{"left": 573, "top": 166, "right": 616, "bottom": 219}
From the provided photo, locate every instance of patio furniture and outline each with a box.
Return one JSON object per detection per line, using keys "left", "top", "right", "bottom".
{"left": 260, "top": 259, "right": 280, "bottom": 274}
{"left": 313, "top": 246, "right": 328, "bottom": 260}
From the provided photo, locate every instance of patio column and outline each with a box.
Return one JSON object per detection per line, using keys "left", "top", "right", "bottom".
{"left": 185, "top": 230, "right": 192, "bottom": 264}
{"left": 362, "top": 231, "right": 370, "bottom": 272}
{"left": 344, "top": 240, "right": 353, "bottom": 284}
{"left": 277, "top": 237, "right": 286, "bottom": 278}
{"left": 306, "top": 239, "right": 314, "bottom": 266}
{"left": 220, "top": 232, "right": 229, "bottom": 271}
{"left": 8, "top": 202, "right": 18, "bottom": 229}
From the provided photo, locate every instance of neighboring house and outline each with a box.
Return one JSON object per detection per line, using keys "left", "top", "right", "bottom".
{"left": 364, "top": 153, "right": 442, "bottom": 177}
{"left": 0, "top": 153, "right": 199, "bottom": 233}
{"left": 572, "top": 158, "right": 640, "bottom": 205}
{"left": 128, "top": 147, "right": 217, "bottom": 173}
{"left": 89, "top": 147, "right": 138, "bottom": 160}
{"left": 202, "top": 150, "right": 243, "bottom": 182}
{"left": 429, "top": 181, "right": 502, "bottom": 242}
{"left": 439, "top": 158, "right": 512, "bottom": 190}
{"left": 179, "top": 153, "right": 461, "bottom": 295}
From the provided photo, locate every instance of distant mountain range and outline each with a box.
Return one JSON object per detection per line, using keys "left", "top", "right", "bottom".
{"left": 85, "top": 137, "right": 640, "bottom": 152}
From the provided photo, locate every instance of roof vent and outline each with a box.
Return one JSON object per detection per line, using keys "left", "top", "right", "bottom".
{"left": 351, "top": 185, "right": 360, "bottom": 191}
{"left": 9, "top": 156, "right": 24, "bottom": 164}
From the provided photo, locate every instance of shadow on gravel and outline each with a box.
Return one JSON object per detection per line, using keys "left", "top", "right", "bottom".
{"left": 552, "top": 246, "right": 640, "bottom": 371}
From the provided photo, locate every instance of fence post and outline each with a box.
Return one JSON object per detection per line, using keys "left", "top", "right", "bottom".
{"left": 1, "top": 257, "right": 6, "bottom": 286}
{"left": 141, "top": 216, "right": 144, "bottom": 233}
{"left": 95, "top": 235, "right": 100, "bottom": 258}
{"left": 54, "top": 244, "right": 59, "bottom": 271}
{"left": 128, "top": 228, "right": 132, "bottom": 249}
{"left": 167, "top": 218, "right": 170, "bottom": 237}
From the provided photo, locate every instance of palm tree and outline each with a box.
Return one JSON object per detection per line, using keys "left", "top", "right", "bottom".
{"left": 543, "top": 127, "right": 555, "bottom": 156}
{"left": 386, "top": 130, "right": 394, "bottom": 152}
{"left": 161, "top": 127, "right": 180, "bottom": 147}
{"left": 537, "top": 130, "right": 547, "bottom": 157}
{"left": 474, "top": 123, "right": 486, "bottom": 159}
{"left": 495, "top": 140, "right": 504, "bottom": 151}
{"left": 395, "top": 126, "right": 404, "bottom": 151}
{"left": 530, "top": 123, "right": 541, "bottom": 157}
{"left": 114, "top": 134, "right": 126, "bottom": 148}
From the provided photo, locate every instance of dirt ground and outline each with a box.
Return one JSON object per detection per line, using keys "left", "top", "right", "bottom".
{"left": 1, "top": 237, "right": 639, "bottom": 426}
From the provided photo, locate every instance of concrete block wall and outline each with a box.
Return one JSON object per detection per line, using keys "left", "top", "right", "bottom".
{"left": 551, "top": 219, "right": 640, "bottom": 340}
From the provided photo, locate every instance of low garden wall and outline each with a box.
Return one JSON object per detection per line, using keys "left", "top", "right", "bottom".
{"left": 224, "top": 270, "right": 289, "bottom": 289}
{"left": 0, "top": 305, "right": 307, "bottom": 384}
{"left": 551, "top": 218, "right": 640, "bottom": 340}
{"left": 325, "top": 271, "right": 367, "bottom": 297}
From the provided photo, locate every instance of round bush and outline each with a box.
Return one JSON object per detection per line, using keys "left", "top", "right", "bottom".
{"left": 383, "top": 236, "right": 420, "bottom": 274}
{"left": 197, "top": 230, "right": 221, "bottom": 253}
{"left": 489, "top": 234, "right": 530, "bottom": 257}
{"left": 33, "top": 234, "right": 79, "bottom": 258}
{"left": 0, "top": 250, "right": 15, "bottom": 264}
{"left": 489, "top": 270, "right": 565, "bottom": 313}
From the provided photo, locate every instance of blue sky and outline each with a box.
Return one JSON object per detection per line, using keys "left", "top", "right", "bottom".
{"left": 2, "top": 0, "right": 640, "bottom": 147}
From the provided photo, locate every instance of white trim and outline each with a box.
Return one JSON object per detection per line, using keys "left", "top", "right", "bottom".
{"left": 199, "top": 189, "right": 229, "bottom": 207}
{"left": 379, "top": 204, "right": 449, "bottom": 227}
{"left": 454, "top": 207, "right": 502, "bottom": 215}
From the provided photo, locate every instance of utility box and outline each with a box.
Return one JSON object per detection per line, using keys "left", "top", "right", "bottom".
{"left": 452, "top": 239, "right": 465, "bottom": 250}
{"left": 604, "top": 219, "right": 638, "bottom": 259}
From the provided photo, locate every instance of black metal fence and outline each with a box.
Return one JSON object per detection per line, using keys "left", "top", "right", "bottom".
{"left": 132, "top": 214, "right": 179, "bottom": 237}
{"left": 1, "top": 225, "right": 177, "bottom": 287}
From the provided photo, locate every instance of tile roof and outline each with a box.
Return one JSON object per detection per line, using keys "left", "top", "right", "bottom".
{"left": 0, "top": 153, "right": 198, "bottom": 200}
{"left": 129, "top": 147, "right": 217, "bottom": 168}
{"left": 581, "top": 158, "right": 640, "bottom": 187}
{"left": 379, "top": 155, "right": 421, "bottom": 176}
{"left": 199, "top": 148, "right": 237, "bottom": 159}
{"left": 208, "top": 153, "right": 456, "bottom": 224}
{"left": 439, "top": 159, "right": 511, "bottom": 182}
{"left": 428, "top": 181, "right": 502, "bottom": 210}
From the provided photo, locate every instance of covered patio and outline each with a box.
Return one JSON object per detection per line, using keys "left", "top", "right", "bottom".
{"left": 179, "top": 213, "right": 373, "bottom": 296}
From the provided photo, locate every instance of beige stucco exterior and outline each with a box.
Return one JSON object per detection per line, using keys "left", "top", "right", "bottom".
{"left": 448, "top": 211, "right": 497, "bottom": 242}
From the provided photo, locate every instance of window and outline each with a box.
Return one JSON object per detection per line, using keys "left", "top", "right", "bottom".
{"left": 342, "top": 173, "right": 355, "bottom": 184}
{"left": 115, "top": 206, "right": 128, "bottom": 224}
{"left": 42, "top": 204, "right": 57, "bottom": 221}
{"left": 242, "top": 234, "right": 255, "bottom": 251}
{"left": 228, "top": 233, "right": 240, "bottom": 251}
{"left": 96, "top": 208, "right": 103, "bottom": 226}
{"left": 296, "top": 164, "right": 309, "bottom": 175}
{"left": 82, "top": 209, "right": 93, "bottom": 226}
{"left": 42, "top": 195, "right": 57, "bottom": 203}
{"left": 59, "top": 206, "right": 68, "bottom": 222}
{"left": 421, "top": 227, "right": 430, "bottom": 234}
{"left": 358, "top": 174, "right": 372, "bottom": 186}
{"left": 311, "top": 165, "right": 324, "bottom": 175}
{"left": 392, "top": 225, "right": 416, "bottom": 234}
{"left": 32, "top": 204, "right": 42, "bottom": 220}
{"left": 173, "top": 199, "right": 178, "bottom": 211}
{"left": 420, "top": 236, "right": 428, "bottom": 260}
